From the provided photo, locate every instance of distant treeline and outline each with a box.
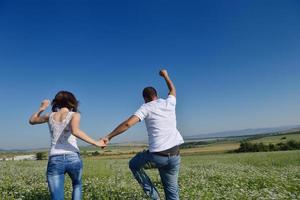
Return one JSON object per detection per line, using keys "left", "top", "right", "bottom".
{"left": 235, "top": 140, "right": 300, "bottom": 153}
{"left": 180, "top": 141, "right": 211, "bottom": 149}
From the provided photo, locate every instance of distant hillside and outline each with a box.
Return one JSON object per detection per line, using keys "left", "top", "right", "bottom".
{"left": 0, "top": 147, "right": 49, "bottom": 153}
{"left": 2, "top": 125, "right": 300, "bottom": 152}
{"left": 185, "top": 125, "right": 300, "bottom": 140}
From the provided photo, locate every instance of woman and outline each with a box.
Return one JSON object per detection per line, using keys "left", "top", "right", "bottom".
{"left": 29, "top": 91, "right": 104, "bottom": 200}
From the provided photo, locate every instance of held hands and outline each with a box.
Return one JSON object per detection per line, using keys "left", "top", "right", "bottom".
{"left": 102, "top": 137, "right": 110, "bottom": 146}
{"left": 96, "top": 137, "right": 110, "bottom": 149}
{"left": 40, "top": 99, "right": 50, "bottom": 111}
{"left": 95, "top": 139, "right": 107, "bottom": 149}
{"left": 159, "top": 69, "right": 168, "bottom": 78}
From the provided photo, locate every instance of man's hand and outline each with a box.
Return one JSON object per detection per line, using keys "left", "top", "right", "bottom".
{"left": 159, "top": 69, "right": 176, "bottom": 97}
{"left": 159, "top": 69, "right": 168, "bottom": 78}
{"left": 40, "top": 99, "right": 50, "bottom": 111}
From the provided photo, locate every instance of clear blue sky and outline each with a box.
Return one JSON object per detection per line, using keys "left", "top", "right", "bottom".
{"left": 0, "top": 0, "right": 300, "bottom": 149}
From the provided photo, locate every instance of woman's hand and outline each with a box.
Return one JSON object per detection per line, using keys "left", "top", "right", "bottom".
{"left": 29, "top": 99, "right": 50, "bottom": 125}
{"left": 40, "top": 99, "right": 50, "bottom": 111}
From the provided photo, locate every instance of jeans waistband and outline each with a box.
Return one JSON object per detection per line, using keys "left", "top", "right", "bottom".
{"left": 49, "top": 152, "right": 80, "bottom": 159}
{"left": 152, "top": 145, "right": 180, "bottom": 157}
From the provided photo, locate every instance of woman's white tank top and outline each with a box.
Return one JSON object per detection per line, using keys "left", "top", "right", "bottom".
{"left": 48, "top": 111, "right": 79, "bottom": 156}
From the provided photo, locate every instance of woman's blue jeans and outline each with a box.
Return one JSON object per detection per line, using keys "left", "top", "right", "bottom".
{"left": 47, "top": 153, "right": 83, "bottom": 200}
{"left": 129, "top": 150, "right": 181, "bottom": 200}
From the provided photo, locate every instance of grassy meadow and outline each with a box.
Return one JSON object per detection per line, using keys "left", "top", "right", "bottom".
{"left": 1, "top": 132, "right": 300, "bottom": 199}
{"left": 1, "top": 150, "right": 300, "bottom": 199}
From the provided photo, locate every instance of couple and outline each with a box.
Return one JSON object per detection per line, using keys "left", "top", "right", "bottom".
{"left": 29, "top": 69, "right": 184, "bottom": 200}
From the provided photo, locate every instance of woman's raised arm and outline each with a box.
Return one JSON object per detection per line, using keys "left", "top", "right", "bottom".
{"left": 29, "top": 99, "right": 50, "bottom": 125}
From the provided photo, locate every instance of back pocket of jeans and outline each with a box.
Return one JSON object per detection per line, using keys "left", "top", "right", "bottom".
{"left": 68, "top": 157, "right": 82, "bottom": 171}
{"left": 47, "top": 158, "right": 64, "bottom": 175}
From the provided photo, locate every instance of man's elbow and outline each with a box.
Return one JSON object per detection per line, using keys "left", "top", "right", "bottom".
{"left": 124, "top": 122, "right": 131, "bottom": 129}
{"left": 170, "top": 90, "right": 176, "bottom": 97}
{"left": 123, "top": 121, "right": 133, "bottom": 129}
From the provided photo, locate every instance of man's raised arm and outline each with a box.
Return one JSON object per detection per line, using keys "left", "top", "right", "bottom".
{"left": 159, "top": 69, "right": 176, "bottom": 97}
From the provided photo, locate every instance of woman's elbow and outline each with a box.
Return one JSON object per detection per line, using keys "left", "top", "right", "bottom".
{"left": 29, "top": 119, "right": 36, "bottom": 125}
{"left": 71, "top": 129, "right": 80, "bottom": 137}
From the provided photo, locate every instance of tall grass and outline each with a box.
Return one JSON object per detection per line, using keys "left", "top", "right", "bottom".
{"left": 1, "top": 150, "right": 299, "bottom": 199}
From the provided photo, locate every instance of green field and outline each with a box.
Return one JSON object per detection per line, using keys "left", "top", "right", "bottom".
{"left": 1, "top": 133, "right": 300, "bottom": 199}
{"left": 1, "top": 150, "right": 300, "bottom": 200}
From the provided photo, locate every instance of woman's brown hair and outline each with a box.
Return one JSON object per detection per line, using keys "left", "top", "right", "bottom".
{"left": 51, "top": 91, "right": 79, "bottom": 112}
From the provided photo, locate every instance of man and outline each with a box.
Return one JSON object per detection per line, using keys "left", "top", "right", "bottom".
{"left": 102, "top": 69, "right": 184, "bottom": 200}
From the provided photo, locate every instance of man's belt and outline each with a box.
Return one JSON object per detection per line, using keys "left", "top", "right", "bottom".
{"left": 152, "top": 145, "right": 180, "bottom": 157}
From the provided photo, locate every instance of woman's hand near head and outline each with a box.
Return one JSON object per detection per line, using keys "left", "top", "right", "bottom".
{"left": 29, "top": 99, "right": 50, "bottom": 125}
{"left": 40, "top": 99, "right": 51, "bottom": 111}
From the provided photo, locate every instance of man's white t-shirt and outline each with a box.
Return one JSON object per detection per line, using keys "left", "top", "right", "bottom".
{"left": 134, "top": 95, "right": 184, "bottom": 152}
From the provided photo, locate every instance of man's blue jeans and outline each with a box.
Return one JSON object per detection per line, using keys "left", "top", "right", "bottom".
{"left": 47, "top": 153, "right": 83, "bottom": 200}
{"left": 129, "top": 150, "right": 181, "bottom": 200}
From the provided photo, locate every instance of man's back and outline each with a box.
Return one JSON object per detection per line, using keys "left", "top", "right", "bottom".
{"left": 102, "top": 70, "right": 182, "bottom": 200}
{"left": 134, "top": 95, "right": 184, "bottom": 152}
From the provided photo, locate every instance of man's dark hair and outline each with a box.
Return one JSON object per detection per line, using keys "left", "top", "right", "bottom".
{"left": 142, "top": 87, "right": 157, "bottom": 101}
